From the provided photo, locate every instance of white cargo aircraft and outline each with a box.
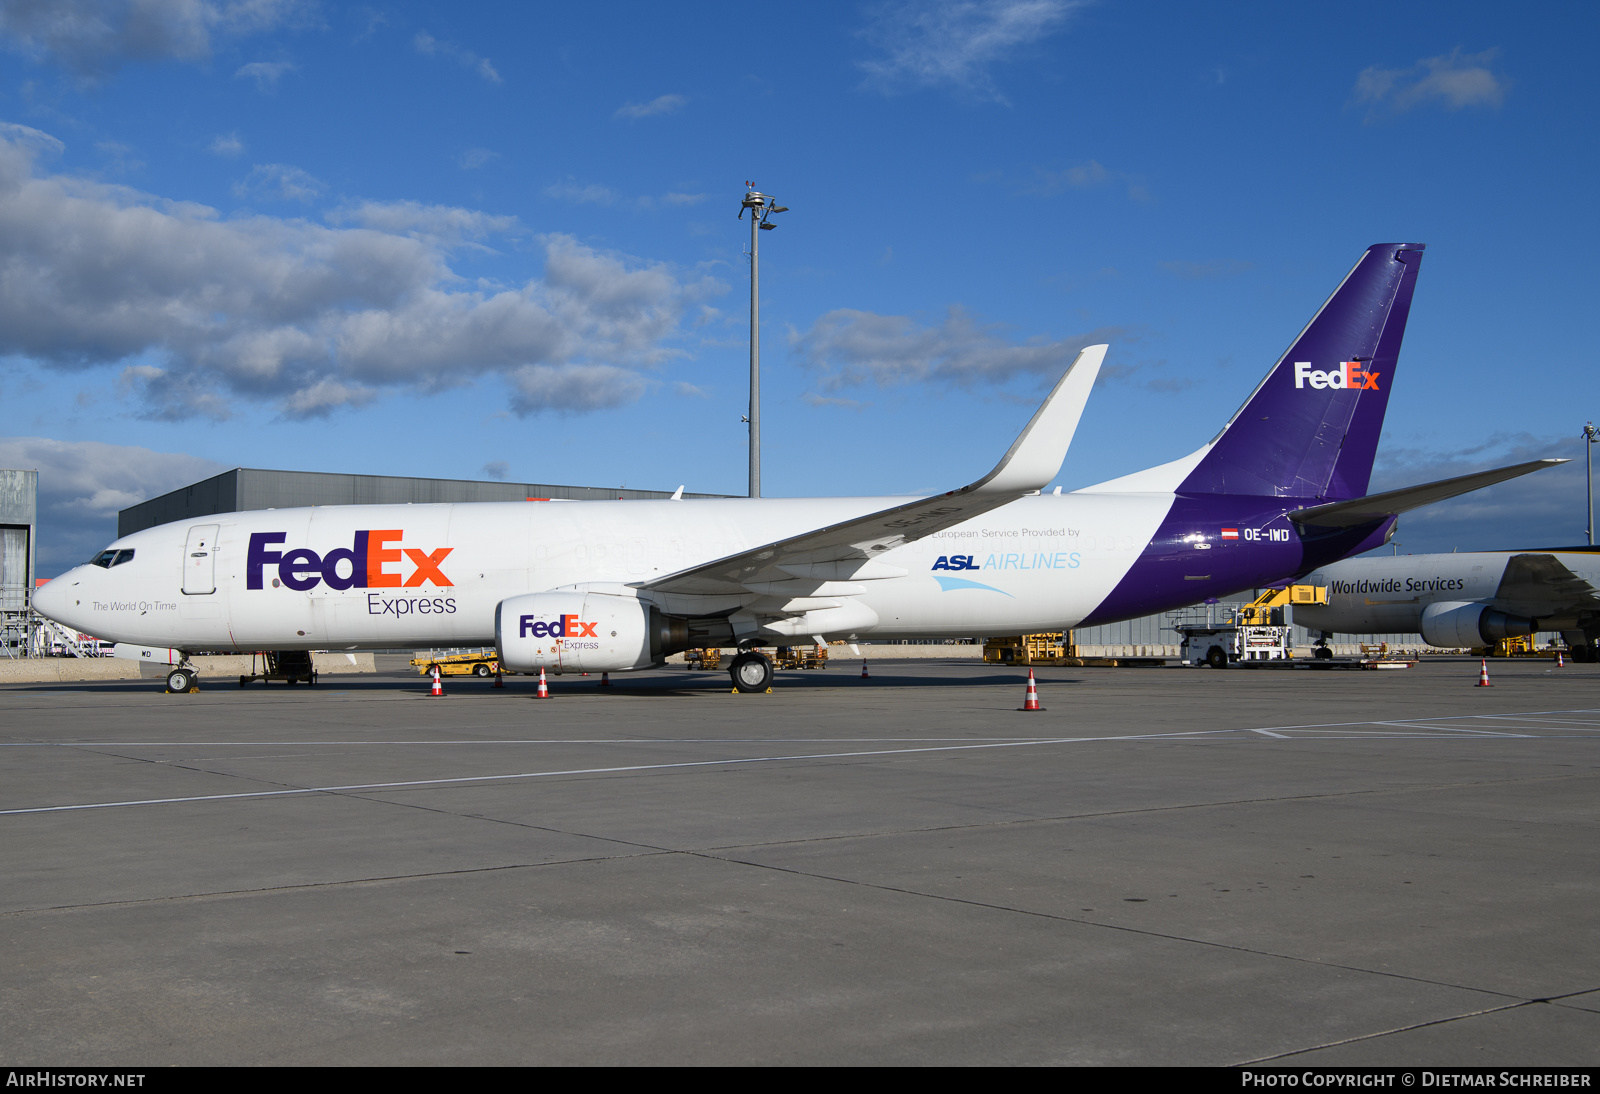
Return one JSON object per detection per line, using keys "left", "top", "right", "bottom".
{"left": 33, "top": 244, "right": 1565, "bottom": 693}
{"left": 1297, "top": 549, "right": 1600, "bottom": 659}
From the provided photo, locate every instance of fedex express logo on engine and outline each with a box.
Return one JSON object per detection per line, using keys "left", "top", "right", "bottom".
{"left": 519, "top": 614, "right": 598, "bottom": 639}
{"left": 247, "top": 530, "right": 452, "bottom": 591}
{"left": 1294, "top": 361, "right": 1380, "bottom": 391}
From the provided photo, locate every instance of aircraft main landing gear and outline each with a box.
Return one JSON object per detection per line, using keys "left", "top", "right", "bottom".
{"left": 729, "top": 651, "right": 774, "bottom": 693}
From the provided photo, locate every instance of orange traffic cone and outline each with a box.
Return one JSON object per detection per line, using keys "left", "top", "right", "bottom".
{"left": 1557, "top": 651, "right": 1565, "bottom": 668}
{"left": 430, "top": 666, "right": 443, "bottom": 697}
{"left": 1019, "top": 668, "right": 1044, "bottom": 711}
{"left": 536, "top": 667, "right": 549, "bottom": 698}
{"left": 493, "top": 665, "right": 504, "bottom": 688}
{"left": 599, "top": 672, "right": 611, "bottom": 687}
{"left": 861, "top": 660, "right": 869, "bottom": 679}
{"left": 1476, "top": 659, "right": 1492, "bottom": 687}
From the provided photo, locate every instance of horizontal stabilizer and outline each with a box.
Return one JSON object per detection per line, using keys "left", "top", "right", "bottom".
{"left": 643, "top": 344, "right": 1106, "bottom": 596}
{"left": 1287, "top": 459, "right": 1567, "bottom": 528}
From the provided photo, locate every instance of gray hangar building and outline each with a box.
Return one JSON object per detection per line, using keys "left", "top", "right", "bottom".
{"left": 118, "top": 468, "right": 732, "bottom": 537}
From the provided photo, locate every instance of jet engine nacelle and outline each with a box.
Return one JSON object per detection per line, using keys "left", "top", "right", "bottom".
{"left": 495, "top": 590, "right": 688, "bottom": 673}
{"left": 1419, "top": 601, "right": 1534, "bottom": 649}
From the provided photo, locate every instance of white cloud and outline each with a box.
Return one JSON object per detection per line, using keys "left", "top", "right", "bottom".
{"left": 793, "top": 305, "right": 1124, "bottom": 390}
{"left": 326, "top": 199, "right": 515, "bottom": 249}
{"left": 508, "top": 363, "right": 648, "bottom": 416}
{"left": 481, "top": 460, "right": 508, "bottom": 480}
{"left": 413, "top": 30, "right": 501, "bottom": 84}
{"left": 1354, "top": 48, "right": 1509, "bottom": 118}
{"left": 0, "top": 436, "right": 225, "bottom": 573}
{"left": 459, "top": 147, "right": 498, "bottom": 170}
{"left": 543, "top": 178, "right": 708, "bottom": 212}
{"left": 232, "top": 161, "right": 323, "bottom": 202}
{"left": 209, "top": 132, "right": 244, "bottom": 158}
{"left": 858, "top": 0, "right": 1085, "bottom": 102}
{"left": 1020, "top": 160, "right": 1151, "bottom": 202}
{"left": 0, "top": 0, "right": 310, "bottom": 79}
{"left": 234, "top": 59, "right": 293, "bottom": 90}
{"left": 614, "top": 93, "right": 687, "bottom": 120}
{"left": 0, "top": 125, "right": 725, "bottom": 420}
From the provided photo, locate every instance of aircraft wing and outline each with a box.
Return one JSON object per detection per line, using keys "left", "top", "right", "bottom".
{"left": 1491, "top": 553, "right": 1600, "bottom": 618}
{"left": 1286, "top": 459, "right": 1567, "bottom": 528}
{"left": 640, "top": 344, "right": 1107, "bottom": 596}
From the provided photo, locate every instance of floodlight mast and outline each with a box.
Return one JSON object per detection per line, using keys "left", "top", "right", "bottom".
{"left": 739, "top": 184, "right": 787, "bottom": 498}
{"left": 1584, "top": 421, "right": 1600, "bottom": 546}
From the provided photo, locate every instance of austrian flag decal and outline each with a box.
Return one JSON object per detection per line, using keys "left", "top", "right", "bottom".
{"left": 1220, "top": 528, "right": 1239, "bottom": 540}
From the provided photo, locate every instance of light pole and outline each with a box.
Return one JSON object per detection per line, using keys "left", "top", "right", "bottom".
{"left": 1584, "top": 422, "right": 1600, "bottom": 545}
{"left": 738, "top": 183, "right": 787, "bottom": 498}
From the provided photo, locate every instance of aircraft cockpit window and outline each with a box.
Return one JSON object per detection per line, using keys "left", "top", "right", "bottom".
{"left": 89, "top": 549, "right": 135, "bottom": 568}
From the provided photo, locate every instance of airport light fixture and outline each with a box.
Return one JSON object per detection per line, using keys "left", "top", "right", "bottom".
{"left": 1584, "top": 421, "right": 1600, "bottom": 545}
{"left": 738, "top": 183, "right": 788, "bottom": 498}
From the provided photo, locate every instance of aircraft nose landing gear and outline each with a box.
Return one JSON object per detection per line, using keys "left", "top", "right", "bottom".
{"left": 729, "top": 651, "right": 773, "bottom": 693}
{"left": 165, "top": 667, "right": 198, "bottom": 693}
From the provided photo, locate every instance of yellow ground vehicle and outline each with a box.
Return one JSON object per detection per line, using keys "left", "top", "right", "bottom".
{"left": 412, "top": 648, "right": 501, "bottom": 677}
{"left": 683, "top": 648, "right": 724, "bottom": 670}
{"left": 982, "top": 632, "right": 1067, "bottom": 665}
{"left": 776, "top": 645, "right": 829, "bottom": 669}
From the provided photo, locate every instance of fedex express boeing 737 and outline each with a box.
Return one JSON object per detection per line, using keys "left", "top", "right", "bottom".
{"left": 33, "top": 243, "right": 1565, "bottom": 693}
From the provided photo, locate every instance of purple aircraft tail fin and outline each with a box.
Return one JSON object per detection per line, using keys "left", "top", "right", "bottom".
{"left": 1179, "top": 243, "right": 1425, "bottom": 500}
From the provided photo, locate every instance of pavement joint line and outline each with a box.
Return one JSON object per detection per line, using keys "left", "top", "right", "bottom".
{"left": 0, "top": 849, "right": 684, "bottom": 919}
{"left": 6, "top": 729, "right": 1599, "bottom": 817}
{"left": 1231, "top": 1000, "right": 1542, "bottom": 1065}
{"left": 682, "top": 849, "right": 1536, "bottom": 1006}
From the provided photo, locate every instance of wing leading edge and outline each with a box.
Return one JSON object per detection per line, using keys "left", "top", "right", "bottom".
{"left": 641, "top": 344, "right": 1107, "bottom": 597}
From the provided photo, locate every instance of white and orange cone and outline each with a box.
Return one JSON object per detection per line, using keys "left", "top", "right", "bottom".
{"left": 536, "top": 667, "right": 549, "bottom": 699}
{"left": 861, "top": 660, "right": 869, "bottom": 679}
{"left": 599, "top": 672, "right": 611, "bottom": 687}
{"left": 493, "top": 664, "right": 504, "bottom": 688}
{"left": 1476, "top": 659, "right": 1492, "bottom": 687}
{"left": 430, "top": 666, "right": 443, "bottom": 697}
{"left": 1557, "top": 651, "right": 1565, "bottom": 668}
{"left": 1019, "top": 668, "right": 1044, "bottom": 711}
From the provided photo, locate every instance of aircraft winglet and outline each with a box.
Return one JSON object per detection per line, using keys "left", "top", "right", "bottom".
{"left": 967, "top": 344, "right": 1107, "bottom": 495}
{"left": 642, "top": 344, "right": 1106, "bottom": 596}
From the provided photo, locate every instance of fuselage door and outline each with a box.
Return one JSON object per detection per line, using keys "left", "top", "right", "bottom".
{"left": 183, "top": 525, "right": 219, "bottom": 595}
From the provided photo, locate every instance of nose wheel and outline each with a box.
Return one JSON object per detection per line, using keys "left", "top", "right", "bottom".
{"left": 165, "top": 667, "right": 198, "bottom": 693}
{"left": 729, "top": 651, "right": 773, "bottom": 693}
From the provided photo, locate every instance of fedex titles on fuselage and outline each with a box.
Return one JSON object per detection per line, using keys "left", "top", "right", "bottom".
{"left": 246, "top": 529, "right": 456, "bottom": 616}
{"left": 1294, "top": 361, "right": 1380, "bottom": 391}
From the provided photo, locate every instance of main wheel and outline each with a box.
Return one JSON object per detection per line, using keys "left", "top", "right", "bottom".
{"left": 1205, "top": 646, "right": 1228, "bottom": 670}
{"left": 729, "top": 651, "right": 773, "bottom": 693}
{"left": 166, "top": 668, "right": 194, "bottom": 692}
{"left": 473, "top": 663, "right": 491, "bottom": 677}
{"left": 1313, "top": 646, "right": 1333, "bottom": 660}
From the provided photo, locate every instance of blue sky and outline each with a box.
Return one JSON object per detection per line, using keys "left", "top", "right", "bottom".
{"left": 1, "top": 0, "right": 1596, "bottom": 573}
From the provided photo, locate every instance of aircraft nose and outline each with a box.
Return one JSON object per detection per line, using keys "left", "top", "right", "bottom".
{"left": 32, "top": 571, "right": 75, "bottom": 623}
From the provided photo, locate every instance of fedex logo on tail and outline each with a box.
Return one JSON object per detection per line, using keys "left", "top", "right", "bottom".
{"left": 519, "top": 614, "right": 598, "bottom": 639}
{"left": 247, "top": 530, "right": 452, "bottom": 591}
{"left": 1294, "top": 361, "right": 1380, "bottom": 391}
